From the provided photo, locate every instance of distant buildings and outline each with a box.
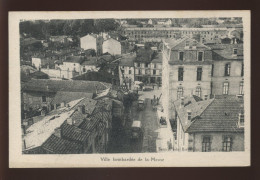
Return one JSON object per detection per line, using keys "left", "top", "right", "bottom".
{"left": 118, "top": 53, "right": 135, "bottom": 89}
{"left": 80, "top": 34, "right": 103, "bottom": 55}
{"left": 123, "top": 27, "right": 242, "bottom": 43}
{"left": 102, "top": 38, "right": 122, "bottom": 55}
{"left": 21, "top": 79, "right": 111, "bottom": 116}
{"left": 174, "top": 95, "right": 244, "bottom": 152}
{"left": 49, "top": 36, "right": 68, "bottom": 43}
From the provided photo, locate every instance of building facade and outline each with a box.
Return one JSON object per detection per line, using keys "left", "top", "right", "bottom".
{"left": 80, "top": 34, "right": 103, "bottom": 55}
{"left": 102, "top": 38, "right": 122, "bottom": 55}
{"left": 162, "top": 37, "right": 213, "bottom": 120}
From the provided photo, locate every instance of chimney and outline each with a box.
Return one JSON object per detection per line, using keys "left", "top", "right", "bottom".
{"left": 41, "top": 110, "right": 46, "bottom": 116}
{"left": 180, "top": 97, "right": 184, "bottom": 106}
{"left": 66, "top": 103, "right": 70, "bottom": 108}
{"left": 67, "top": 118, "right": 75, "bottom": 125}
{"left": 21, "top": 125, "right": 26, "bottom": 135}
{"left": 54, "top": 128, "right": 62, "bottom": 138}
{"left": 28, "top": 118, "right": 34, "bottom": 125}
{"left": 78, "top": 105, "right": 85, "bottom": 114}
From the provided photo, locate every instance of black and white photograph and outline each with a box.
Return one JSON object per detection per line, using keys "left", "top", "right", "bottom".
{"left": 9, "top": 11, "right": 251, "bottom": 167}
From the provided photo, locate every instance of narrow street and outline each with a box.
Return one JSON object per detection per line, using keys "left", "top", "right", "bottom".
{"left": 108, "top": 89, "right": 162, "bottom": 153}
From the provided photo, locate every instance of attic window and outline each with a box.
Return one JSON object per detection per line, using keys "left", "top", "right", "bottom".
{"left": 187, "top": 111, "right": 192, "bottom": 121}
{"left": 238, "top": 112, "right": 244, "bottom": 128}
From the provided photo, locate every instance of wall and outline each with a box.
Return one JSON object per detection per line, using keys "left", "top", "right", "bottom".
{"left": 103, "top": 39, "right": 121, "bottom": 55}
{"left": 22, "top": 91, "right": 55, "bottom": 111}
{"left": 41, "top": 68, "right": 76, "bottom": 79}
{"left": 212, "top": 60, "right": 244, "bottom": 95}
{"left": 80, "top": 35, "right": 97, "bottom": 51}
{"left": 192, "top": 132, "right": 244, "bottom": 152}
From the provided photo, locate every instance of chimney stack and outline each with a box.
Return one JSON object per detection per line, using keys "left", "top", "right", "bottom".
{"left": 41, "top": 110, "right": 46, "bottom": 116}
{"left": 78, "top": 105, "right": 85, "bottom": 114}
{"left": 67, "top": 118, "right": 75, "bottom": 125}
{"left": 181, "top": 97, "right": 184, "bottom": 106}
{"left": 54, "top": 128, "right": 62, "bottom": 138}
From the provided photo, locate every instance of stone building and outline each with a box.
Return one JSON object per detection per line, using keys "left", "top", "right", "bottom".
{"left": 174, "top": 95, "right": 244, "bottom": 152}
{"left": 162, "top": 37, "right": 213, "bottom": 120}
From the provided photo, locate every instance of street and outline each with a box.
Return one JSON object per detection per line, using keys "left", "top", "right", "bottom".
{"left": 107, "top": 88, "right": 162, "bottom": 153}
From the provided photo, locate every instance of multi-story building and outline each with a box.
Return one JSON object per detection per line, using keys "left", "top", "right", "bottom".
{"left": 174, "top": 95, "right": 244, "bottom": 152}
{"left": 122, "top": 27, "right": 242, "bottom": 43}
{"left": 209, "top": 44, "right": 244, "bottom": 96}
{"left": 162, "top": 37, "right": 213, "bottom": 120}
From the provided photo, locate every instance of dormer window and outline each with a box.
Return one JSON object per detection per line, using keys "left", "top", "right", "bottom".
{"left": 187, "top": 111, "right": 192, "bottom": 121}
{"left": 238, "top": 111, "right": 244, "bottom": 128}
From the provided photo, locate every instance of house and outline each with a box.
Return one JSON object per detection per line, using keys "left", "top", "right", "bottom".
{"left": 162, "top": 37, "right": 213, "bottom": 121}
{"left": 22, "top": 97, "right": 113, "bottom": 154}
{"left": 102, "top": 38, "right": 122, "bottom": 55}
{"left": 80, "top": 34, "right": 103, "bottom": 55}
{"left": 119, "top": 53, "right": 135, "bottom": 89}
{"left": 174, "top": 95, "right": 244, "bottom": 152}
{"left": 148, "top": 19, "right": 153, "bottom": 25}
{"left": 49, "top": 36, "right": 68, "bottom": 43}
{"left": 21, "top": 79, "right": 112, "bottom": 116}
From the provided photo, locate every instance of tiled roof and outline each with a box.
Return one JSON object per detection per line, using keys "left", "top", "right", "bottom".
{"left": 187, "top": 96, "right": 244, "bottom": 133}
{"left": 61, "top": 122, "right": 91, "bottom": 143}
{"left": 63, "top": 56, "right": 86, "bottom": 64}
{"left": 42, "top": 134, "right": 83, "bottom": 154}
{"left": 173, "top": 96, "right": 214, "bottom": 131}
{"left": 208, "top": 44, "right": 243, "bottom": 60}
{"left": 151, "top": 53, "right": 162, "bottom": 63}
{"left": 22, "top": 79, "right": 111, "bottom": 93}
{"left": 119, "top": 54, "right": 135, "bottom": 67}
{"left": 81, "top": 58, "right": 98, "bottom": 66}
{"left": 51, "top": 91, "right": 93, "bottom": 105}
{"left": 165, "top": 37, "right": 211, "bottom": 50}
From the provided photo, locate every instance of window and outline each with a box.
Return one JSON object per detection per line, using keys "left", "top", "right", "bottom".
{"left": 223, "top": 136, "right": 233, "bottom": 152}
{"left": 154, "top": 64, "right": 157, "bottom": 68}
{"left": 195, "top": 87, "right": 202, "bottom": 97}
{"left": 185, "top": 41, "right": 189, "bottom": 46}
{"left": 198, "top": 52, "right": 203, "bottom": 61}
{"left": 239, "top": 81, "right": 244, "bottom": 95}
{"left": 42, "top": 96, "right": 47, "bottom": 103}
{"left": 197, "top": 67, "right": 202, "bottom": 81}
{"left": 177, "top": 87, "right": 183, "bottom": 99}
{"left": 145, "top": 63, "right": 149, "bottom": 68}
{"left": 139, "top": 69, "right": 142, "bottom": 75}
{"left": 178, "top": 67, "right": 184, "bottom": 81}
{"left": 202, "top": 136, "right": 211, "bottom": 152}
{"left": 187, "top": 111, "right": 192, "bottom": 120}
{"left": 129, "top": 70, "right": 132, "bottom": 74}
{"left": 153, "top": 70, "right": 156, "bottom": 75}
{"left": 233, "top": 48, "right": 238, "bottom": 55}
{"left": 241, "top": 63, "right": 244, "bottom": 76}
{"left": 83, "top": 67, "right": 86, "bottom": 72}
{"left": 224, "top": 63, "right": 231, "bottom": 76}
{"left": 179, "top": 52, "right": 184, "bottom": 61}
{"left": 211, "top": 64, "right": 214, "bottom": 77}
{"left": 223, "top": 82, "right": 229, "bottom": 95}
{"left": 137, "top": 63, "right": 140, "bottom": 67}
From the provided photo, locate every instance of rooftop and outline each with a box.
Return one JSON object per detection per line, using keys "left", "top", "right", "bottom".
{"left": 42, "top": 134, "right": 83, "bottom": 154}
{"left": 151, "top": 53, "right": 162, "bottom": 63}
{"left": 22, "top": 79, "right": 112, "bottom": 93}
{"left": 63, "top": 56, "right": 86, "bottom": 64}
{"left": 119, "top": 54, "right": 135, "bottom": 67}
{"left": 174, "top": 95, "right": 244, "bottom": 133}
{"left": 51, "top": 91, "right": 93, "bottom": 105}
{"left": 23, "top": 98, "right": 82, "bottom": 151}
{"left": 209, "top": 44, "right": 243, "bottom": 60}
